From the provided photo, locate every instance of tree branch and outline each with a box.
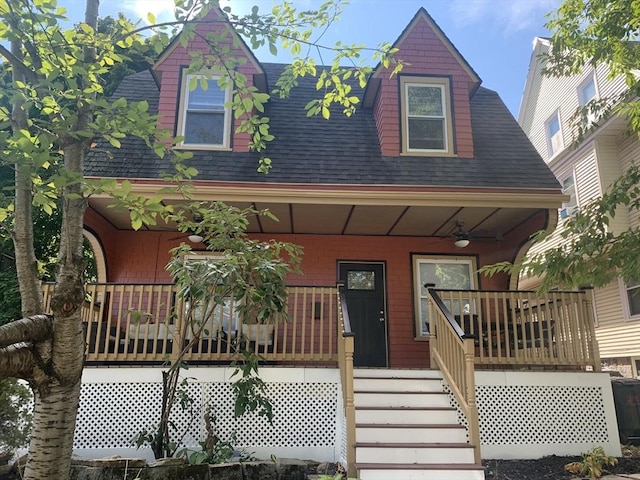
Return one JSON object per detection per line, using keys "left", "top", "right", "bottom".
{"left": 0, "top": 344, "right": 36, "bottom": 379}
{"left": 0, "top": 43, "right": 35, "bottom": 83}
{"left": 0, "top": 315, "right": 54, "bottom": 348}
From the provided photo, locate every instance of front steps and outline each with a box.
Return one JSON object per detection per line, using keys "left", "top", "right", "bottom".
{"left": 353, "top": 368, "right": 485, "bottom": 480}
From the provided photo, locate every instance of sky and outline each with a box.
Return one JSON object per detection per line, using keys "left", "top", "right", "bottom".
{"left": 63, "top": 0, "right": 561, "bottom": 117}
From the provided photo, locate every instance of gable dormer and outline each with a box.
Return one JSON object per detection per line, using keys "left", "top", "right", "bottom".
{"left": 364, "top": 8, "right": 480, "bottom": 158}
{"left": 153, "top": 6, "right": 265, "bottom": 152}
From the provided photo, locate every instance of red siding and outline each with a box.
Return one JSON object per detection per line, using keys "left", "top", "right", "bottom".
{"left": 374, "top": 17, "right": 475, "bottom": 158}
{"left": 154, "top": 9, "right": 260, "bottom": 152}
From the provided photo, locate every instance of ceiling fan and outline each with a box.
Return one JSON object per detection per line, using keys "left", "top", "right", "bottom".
{"left": 450, "top": 221, "right": 472, "bottom": 248}
{"left": 170, "top": 213, "right": 205, "bottom": 243}
{"left": 444, "top": 221, "right": 502, "bottom": 248}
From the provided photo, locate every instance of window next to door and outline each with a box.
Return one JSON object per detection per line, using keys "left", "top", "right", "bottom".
{"left": 412, "top": 255, "right": 476, "bottom": 339}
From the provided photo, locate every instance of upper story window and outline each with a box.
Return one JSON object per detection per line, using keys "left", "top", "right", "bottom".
{"left": 578, "top": 75, "right": 597, "bottom": 106}
{"left": 560, "top": 173, "right": 578, "bottom": 219}
{"left": 400, "top": 76, "right": 454, "bottom": 156}
{"left": 545, "top": 110, "right": 563, "bottom": 158}
{"left": 177, "top": 74, "right": 231, "bottom": 149}
{"left": 578, "top": 74, "right": 598, "bottom": 125}
{"left": 625, "top": 279, "right": 640, "bottom": 319}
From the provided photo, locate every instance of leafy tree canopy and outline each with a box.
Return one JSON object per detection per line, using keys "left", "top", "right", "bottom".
{"left": 483, "top": 0, "right": 640, "bottom": 291}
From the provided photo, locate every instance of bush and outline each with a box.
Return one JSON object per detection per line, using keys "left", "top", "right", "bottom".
{"left": 0, "top": 378, "right": 32, "bottom": 456}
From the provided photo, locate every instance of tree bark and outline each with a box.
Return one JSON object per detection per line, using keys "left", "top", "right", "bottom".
{"left": 10, "top": 28, "right": 42, "bottom": 318}
{"left": 22, "top": 382, "right": 82, "bottom": 479}
{"left": 6, "top": 1, "right": 99, "bottom": 478}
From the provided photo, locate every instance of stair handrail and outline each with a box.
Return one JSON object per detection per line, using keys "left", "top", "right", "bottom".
{"left": 426, "top": 283, "right": 481, "bottom": 464}
{"left": 337, "top": 283, "right": 356, "bottom": 477}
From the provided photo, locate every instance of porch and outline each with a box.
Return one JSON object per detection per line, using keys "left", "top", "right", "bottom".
{"left": 40, "top": 283, "right": 599, "bottom": 371}
{"left": 42, "top": 283, "right": 605, "bottom": 478}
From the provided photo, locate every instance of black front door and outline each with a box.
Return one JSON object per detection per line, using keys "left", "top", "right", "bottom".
{"left": 338, "top": 262, "right": 388, "bottom": 367}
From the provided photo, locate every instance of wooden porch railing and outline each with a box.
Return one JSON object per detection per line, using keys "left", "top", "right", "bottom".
{"left": 337, "top": 284, "right": 356, "bottom": 478}
{"left": 432, "top": 288, "right": 601, "bottom": 371}
{"left": 426, "top": 285, "right": 481, "bottom": 464}
{"left": 41, "top": 283, "right": 339, "bottom": 364}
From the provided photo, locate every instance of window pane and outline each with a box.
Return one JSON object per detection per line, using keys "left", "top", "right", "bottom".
{"left": 562, "top": 175, "right": 577, "bottom": 210}
{"left": 548, "top": 115, "right": 560, "bottom": 136}
{"left": 579, "top": 78, "right": 596, "bottom": 106}
{"left": 408, "top": 118, "right": 444, "bottom": 150}
{"left": 185, "top": 112, "right": 224, "bottom": 144}
{"left": 417, "top": 260, "right": 473, "bottom": 336}
{"left": 419, "top": 263, "right": 471, "bottom": 290}
{"left": 408, "top": 85, "right": 443, "bottom": 116}
{"left": 628, "top": 285, "right": 640, "bottom": 316}
{"left": 188, "top": 82, "right": 225, "bottom": 110}
{"left": 420, "top": 298, "right": 429, "bottom": 335}
{"left": 347, "top": 271, "right": 375, "bottom": 290}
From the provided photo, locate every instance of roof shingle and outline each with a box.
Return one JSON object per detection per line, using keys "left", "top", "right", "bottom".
{"left": 86, "top": 64, "right": 560, "bottom": 190}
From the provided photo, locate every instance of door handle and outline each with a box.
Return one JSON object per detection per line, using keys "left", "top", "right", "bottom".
{"left": 379, "top": 310, "right": 385, "bottom": 322}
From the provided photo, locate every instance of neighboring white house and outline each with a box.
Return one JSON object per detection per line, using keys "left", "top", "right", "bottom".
{"left": 518, "top": 36, "right": 640, "bottom": 376}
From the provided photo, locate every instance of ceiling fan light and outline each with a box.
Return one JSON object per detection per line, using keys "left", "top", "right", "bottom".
{"left": 188, "top": 233, "right": 204, "bottom": 243}
{"left": 454, "top": 238, "right": 470, "bottom": 248}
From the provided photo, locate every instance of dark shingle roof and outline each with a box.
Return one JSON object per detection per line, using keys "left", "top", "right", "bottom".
{"left": 86, "top": 65, "right": 560, "bottom": 190}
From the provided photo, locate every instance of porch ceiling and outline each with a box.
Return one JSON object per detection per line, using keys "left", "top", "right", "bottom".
{"left": 88, "top": 196, "right": 545, "bottom": 241}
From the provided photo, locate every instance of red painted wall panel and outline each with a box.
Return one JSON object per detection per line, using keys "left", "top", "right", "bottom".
{"left": 374, "top": 16, "right": 475, "bottom": 158}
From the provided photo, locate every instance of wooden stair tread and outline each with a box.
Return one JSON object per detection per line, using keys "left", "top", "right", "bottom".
{"left": 357, "top": 423, "right": 464, "bottom": 429}
{"left": 355, "top": 390, "right": 445, "bottom": 394}
{"left": 356, "top": 462, "right": 484, "bottom": 470}
{"left": 355, "top": 375, "right": 442, "bottom": 380}
{"left": 356, "top": 406, "right": 456, "bottom": 411}
{"left": 356, "top": 442, "right": 473, "bottom": 448}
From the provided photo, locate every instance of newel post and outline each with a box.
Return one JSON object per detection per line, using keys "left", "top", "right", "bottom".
{"left": 464, "top": 339, "right": 481, "bottom": 464}
{"left": 580, "top": 286, "right": 601, "bottom": 372}
{"left": 344, "top": 333, "right": 357, "bottom": 478}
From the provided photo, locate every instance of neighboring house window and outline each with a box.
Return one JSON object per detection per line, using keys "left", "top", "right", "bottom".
{"left": 413, "top": 255, "right": 475, "bottom": 337}
{"left": 560, "top": 173, "right": 578, "bottom": 219}
{"left": 545, "top": 111, "right": 563, "bottom": 158}
{"left": 177, "top": 74, "right": 231, "bottom": 148}
{"left": 578, "top": 75, "right": 597, "bottom": 106}
{"left": 578, "top": 74, "right": 598, "bottom": 125}
{"left": 626, "top": 279, "right": 640, "bottom": 318}
{"left": 400, "top": 76, "right": 454, "bottom": 155}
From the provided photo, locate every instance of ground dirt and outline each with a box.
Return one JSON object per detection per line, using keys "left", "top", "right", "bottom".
{"left": 484, "top": 445, "right": 640, "bottom": 479}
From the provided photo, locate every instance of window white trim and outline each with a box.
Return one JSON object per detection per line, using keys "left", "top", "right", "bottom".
{"left": 621, "top": 277, "right": 640, "bottom": 321}
{"left": 400, "top": 76, "right": 455, "bottom": 156}
{"left": 176, "top": 73, "right": 232, "bottom": 149}
{"left": 560, "top": 171, "right": 578, "bottom": 220}
{"left": 578, "top": 74, "right": 598, "bottom": 106}
{"left": 412, "top": 255, "right": 476, "bottom": 339}
{"left": 545, "top": 110, "right": 563, "bottom": 159}
{"left": 577, "top": 73, "right": 598, "bottom": 126}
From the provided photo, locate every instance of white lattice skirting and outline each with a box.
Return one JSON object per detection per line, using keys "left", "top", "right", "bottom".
{"left": 475, "top": 371, "right": 621, "bottom": 459}
{"left": 75, "top": 367, "right": 620, "bottom": 461}
{"left": 75, "top": 367, "right": 343, "bottom": 462}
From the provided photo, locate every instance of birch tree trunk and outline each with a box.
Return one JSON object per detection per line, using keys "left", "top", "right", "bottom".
{"left": 4, "top": 2, "right": 99, "bottom": 478}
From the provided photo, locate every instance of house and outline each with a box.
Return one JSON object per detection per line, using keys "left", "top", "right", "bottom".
{"left": 519, "top": 37, "right": 640, "bottom": 378}
{"left": 48, "top": 9, "right": 621, "bottom": 480}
